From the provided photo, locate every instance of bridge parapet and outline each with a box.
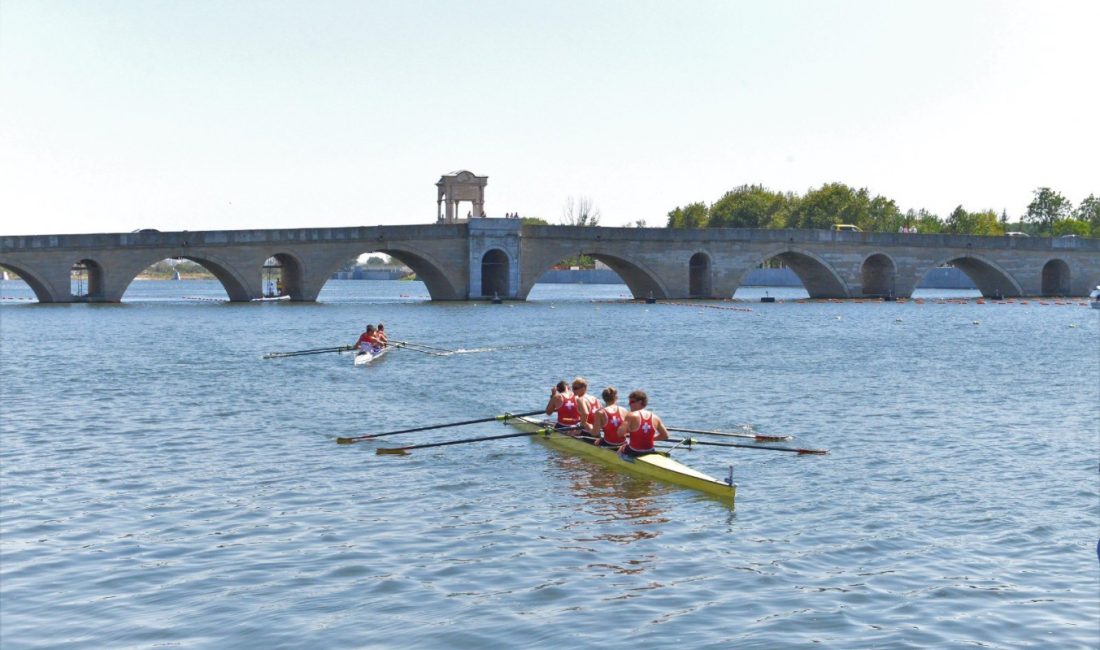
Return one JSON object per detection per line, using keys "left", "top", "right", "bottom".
{"left": 518, "top": 225, "right": 1100, "bottom": 252}
{"left": 0, "top": 224, "right": 468, "bottom": 252}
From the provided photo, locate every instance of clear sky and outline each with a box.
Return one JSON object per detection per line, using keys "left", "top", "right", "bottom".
{"left": 1, "top": 0, "right": 1096, "bottom": 235}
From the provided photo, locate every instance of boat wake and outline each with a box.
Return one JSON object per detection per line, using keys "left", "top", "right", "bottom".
{"left": 444, "top": 347, "right": 497, "bottom": 355}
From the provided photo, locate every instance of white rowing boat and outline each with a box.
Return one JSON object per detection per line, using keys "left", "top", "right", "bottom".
{"left": 354, "top": 346, "right": 390, "bottom": 366}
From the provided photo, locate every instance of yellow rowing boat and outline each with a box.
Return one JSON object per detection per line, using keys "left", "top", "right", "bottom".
{"left": 506, "top": 415, "right": 736, "bottom": 502}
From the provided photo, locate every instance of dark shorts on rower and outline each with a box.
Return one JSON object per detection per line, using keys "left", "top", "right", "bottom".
{"left": 618, "top": 446, "right": 656, "bottom": 457}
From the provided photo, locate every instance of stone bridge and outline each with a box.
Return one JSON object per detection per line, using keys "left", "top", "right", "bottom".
{"left": 1, "top": 220, "right": 1097, "bottom": 302}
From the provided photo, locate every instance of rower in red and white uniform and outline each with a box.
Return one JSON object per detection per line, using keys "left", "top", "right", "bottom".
{"left": 572, "top": 377, "right": 601, "bottom": 436}
{"left": 545, "top": 380, "right": 579, "bottom": 430}
{"left": 617, "top": 390, "right": 669, "bottom": 456}
{"left": 592, "top": 386, "right": 628, "bottom": 447}
{"left": 353, "top": 324, "right": 383, "bottom": 354}
{"left": 374, "top": 323, "right": 388, "bottom": 346}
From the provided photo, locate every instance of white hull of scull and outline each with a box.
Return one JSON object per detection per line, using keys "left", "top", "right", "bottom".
{"left": 354, "top": 346, "right": 390, "bottom": 366}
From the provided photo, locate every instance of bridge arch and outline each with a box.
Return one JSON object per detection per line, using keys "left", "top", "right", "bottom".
{"left": 113, "top": 252, "right": 253, "bottom": 302}
{"left": 689, "top": 252, "right": 712, "bottom": 298}
{"left": 929, "top": 254, "right": 1021, "bottom": 298}
{"left": 378, "top": 247, "right": 463, "bottom": 300}
{"left": 71, "top": 258, "right": 105, "bottom": 301}
{"left": 0, "top": 261, "right": 57, "bottom": 302}
{"left": 746, "top": 248, "right": 849, "bottom": 298}
{"left": 312, "top": 244, "right": 463, "bottom": 301}
{"left": 518, "top": 248, "right": 669, "bottom": 301}
{"left": 480, "top": 248, "right": 510, "bottom": 298}
{"left": 262, "top": 252, "right": 304, "bottom": 299}
{"left": 860, "top": 253, "right": 897, "bottom": 298}
{"left": 1040, "top": 258, "right": 1070, "bottom": 296}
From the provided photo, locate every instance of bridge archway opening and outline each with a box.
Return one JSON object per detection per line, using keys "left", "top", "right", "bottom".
{"left": 928, "top": 256, "right": 1020, "bottom": 299}
{"left": 71, "top": 259, "right": 104, "bottom": 301}
{"left": 480, "top": 249, "right": 509, "bottom": 298}
{"left": 860, "top": 254, "right": 896, "bottom": 298}
{"left": 735, "top": 250, "right": 846, "bottom": 299}
{"left": 262, "top": 254, "right": 303, "bottom": 299}
{"left": 1040, "top": 259, "right": 1070, "bottom": 296}
{"left": 0, "top": 263, "right": 45, "bottom": 303}
{"left": 319, "top": 250, "right": 455, "bottom": 301}
{"left": 689, "top": 253, "right": 712, "bottom": 298}
{"left": 525, "top": 251, "right": 663, "bottom": 301}
{"left": 121, "top": 258, "right": 229, "bottom": 302}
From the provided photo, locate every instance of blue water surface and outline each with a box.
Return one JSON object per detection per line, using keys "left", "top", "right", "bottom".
{"left": 1, "top": 279, "right": 1097, "bottom": 649}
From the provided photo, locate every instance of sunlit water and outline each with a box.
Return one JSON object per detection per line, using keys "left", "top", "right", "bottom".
{"left": 1, "top": 279, "right": 1097, "bottom": 649}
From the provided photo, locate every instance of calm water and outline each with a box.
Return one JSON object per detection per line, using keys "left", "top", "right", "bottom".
{"left": 1, "top": 279, "right": 1097, "bottom": 649}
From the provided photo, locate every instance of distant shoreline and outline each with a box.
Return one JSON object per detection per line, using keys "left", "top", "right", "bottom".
{"left": 5, "top": 267, "right": 977, "bottom": 290}
{"left": 133, "top": 273, "right": 214, "bottom": 280}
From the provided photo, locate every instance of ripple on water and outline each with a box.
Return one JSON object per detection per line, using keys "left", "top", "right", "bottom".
{"left": 0, "top": 284, "right": 1096, "bottom": 648}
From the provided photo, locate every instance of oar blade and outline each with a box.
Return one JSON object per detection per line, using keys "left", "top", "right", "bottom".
{"left": 796, "top": 448, "right": 828, "bottom": 455}
{"left": 376, "top": 447, "right": 410, "bottom": 455}
{"left": 754, "top": 434, "right": 792, "bottom": 442}
{"left": 336, "top": 436, "right": 372, "bottom": 444}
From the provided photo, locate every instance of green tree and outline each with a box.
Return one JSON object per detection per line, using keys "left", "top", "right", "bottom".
{"left": 786, "top": 183, "right": 874, "bottom": 230}
{"left": 706, "top": 184, "right": 790, "bottom": 228}
{"left": 905, "top": 208, "right": 943, "bottom": 234}
{"left": 1052, "top": 219, "right": 1090, "bottom": 237}
{"left": 866, "top": 195, "right": 904, "bottom": 232}
{"left": 944, "top": 206, "right": 1002, "bottom": 235}
{"left": 1073, "top": 194, "right": 1099, "bottom": 236}
{"left": 521, "top": 216, "right": 550, "bottom": 226}
{"left": 1023, "top": 187, "right": 1070, "bottom": 235}
{"left": 666, "top": 202, "right": 708, "bottom": 228}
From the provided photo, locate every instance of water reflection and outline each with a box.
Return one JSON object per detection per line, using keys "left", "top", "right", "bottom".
{"left": 539, "top": 451, "right": 674, "bottom": 578}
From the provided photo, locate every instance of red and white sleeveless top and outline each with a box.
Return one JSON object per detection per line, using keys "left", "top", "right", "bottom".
{"left": 581, "top": 395, "right": 600, "bottom": 426}
{"left": 556, "top": 394, "right": 580, "bottom": 426}
{"left": 628, "top": 410, "right": 656, "bottom": 451}
{"left": 600, "top": 405, "right": 627, "bottom": 445}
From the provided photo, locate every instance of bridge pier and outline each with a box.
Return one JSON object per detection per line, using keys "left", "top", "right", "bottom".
{"left": 468, "top": 219, "right": 521, "bottom": 300}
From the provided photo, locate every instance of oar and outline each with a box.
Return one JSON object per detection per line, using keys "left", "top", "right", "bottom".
{"left": 263, "top": 345, "right": 352, "bottom": 359}
{"left": 391, "top": 339, "right": 456, "bottom": 354}
{"left": 385, "top": 341, "right": 447, "bottom": 357}
{"left": 397, "top": 343, "right": 452, "bottom": 355}
{"left": 335, "top": 410, "right": 544, "bottom": 444}
{"left": 668, "top": 437, "right": 827, "bottom": 455}
{"left": 667, "top": 426, "right": 792, "bottom": 442}
{"left": 377, "top": 429, "right": 551, "bottom": 455}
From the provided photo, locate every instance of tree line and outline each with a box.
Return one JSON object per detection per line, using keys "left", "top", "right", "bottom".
{"left": 666, "top": 184, "right": 1098, "bottom": 237}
